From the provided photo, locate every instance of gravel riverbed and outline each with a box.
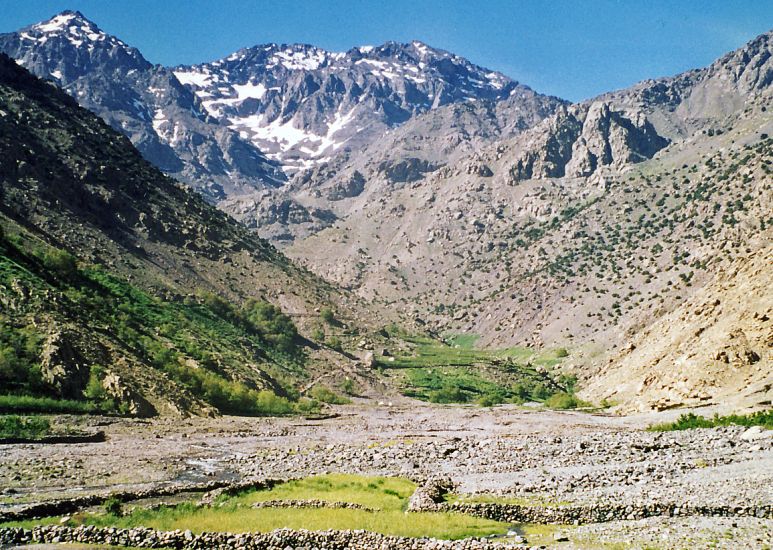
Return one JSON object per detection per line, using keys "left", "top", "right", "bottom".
{"left": 1, "top": 402, "right": 771, "bottom": 549}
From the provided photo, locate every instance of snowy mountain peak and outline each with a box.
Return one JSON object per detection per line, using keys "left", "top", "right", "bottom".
{"left": 25, "top": 10, "right": 123, "bottom": 49}
{"left": 173, "top": 39, "right": 523, "bottom": 171}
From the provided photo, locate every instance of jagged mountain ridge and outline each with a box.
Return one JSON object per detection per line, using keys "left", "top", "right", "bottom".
{"left": 0, "top": 11, "right": 565, "bottom": 214}
{"left": 245, "top": 86, "right": 566, "bottom": 240}
{"left": 173, "top": 40, "right": 531, "bottom": 172}
{"left": 0, "top": 10, "right": 287, "bottom": 202}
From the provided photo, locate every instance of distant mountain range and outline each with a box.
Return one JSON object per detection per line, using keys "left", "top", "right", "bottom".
{"left": 0, "top": 11, "right": 562, "bottom": 206}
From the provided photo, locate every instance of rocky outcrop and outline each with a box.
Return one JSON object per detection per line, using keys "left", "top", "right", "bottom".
{"left": 564, "top": 102, "right": 669, "bottom": 177}
{"left": 407, "top": 476, "right": 457, "bottom": 512}
{"left": 39, "top": 330, "right": 95, "bottom": 399}
{"left": 101, "top": 372, "right": 156, "bottom": 418}
{"left": 509, "top": 102, "right": 668, "bottom": 182}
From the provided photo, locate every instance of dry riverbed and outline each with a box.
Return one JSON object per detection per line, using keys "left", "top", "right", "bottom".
{"left": 1, "top": 402, "right": 771, "bottom": 549}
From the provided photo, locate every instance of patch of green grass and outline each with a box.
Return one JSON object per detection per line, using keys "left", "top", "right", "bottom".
{"left": 4, "top": 475, "right": 509, "bottom": 540}
{"left": 649, "top": 410, "right": 773, "bottom": 431}
{"left": 0, "top": 415, "right": 51, "bottom": 439}
{"left": 98, "top": 504, "right": 507, "bottom": 540}
{"left": 377, "top": 334, "right": 568, "bottom": 406}
{"left": 227, "top": 474, "right": 415, "bottom": 511}
{"left": 0, "top": 516, "right": 64, "bottom": 529}
{"left": 0, "top": 395, "right": 100, "bottom": 414}
{"left": 444, "top": 333, "right": 480, "bottom": 349}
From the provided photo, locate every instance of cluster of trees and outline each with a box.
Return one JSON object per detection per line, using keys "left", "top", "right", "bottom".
{"left": 197, "top": 292, "right": 299, "bottom": 353}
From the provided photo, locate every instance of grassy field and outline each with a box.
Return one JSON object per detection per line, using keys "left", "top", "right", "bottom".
{"left": 376, "top": 333, "right": 574, "bottom": 405}
{"left": 0, "top": 474, "right": 510, "bottom": 540}
{"left": 225, "top": 474, "right": 414, "bottom": 510}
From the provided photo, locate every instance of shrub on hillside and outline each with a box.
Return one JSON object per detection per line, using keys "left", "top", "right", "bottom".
{"left": 41, "top": 249, "right": 78, "bottom": 281}
{"left": 309, "top": 385, "right": 351, "bottom": 405}
{"left": 545, "top": 392, "right": 590, "bottom": 410}
{"left": 429, "top": 384, "right": 467, "bottom": 404}
{"left": 243, "top": 299, "right": 298, "bottom": 353}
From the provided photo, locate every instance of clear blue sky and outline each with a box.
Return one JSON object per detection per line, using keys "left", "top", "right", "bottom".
{"left": 2, "top": 0, "right": 771, "bottom": 101}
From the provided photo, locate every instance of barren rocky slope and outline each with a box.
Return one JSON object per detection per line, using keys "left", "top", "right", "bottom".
{"left": 251, "top": 89, "right": 565, "bottom": 241}
{"left": 582, "top": 246, "right": 772, "bottom": 412}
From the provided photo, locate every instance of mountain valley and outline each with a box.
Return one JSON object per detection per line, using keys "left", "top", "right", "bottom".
{"left": 0, "top": 8, "right": 771, "bottom": 549}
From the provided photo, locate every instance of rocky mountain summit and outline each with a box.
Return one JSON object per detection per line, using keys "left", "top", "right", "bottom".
{"left": 246, "top": 89, "right": 566, "bottom": 240}
{"left": 0, "top": 10, "right": 286, "bottom": 201}
{"left": 173, "top": 40, "right": 540, "bottom": 172}
{"left": 0, "top": 11, "right": 564, "bottom": 213}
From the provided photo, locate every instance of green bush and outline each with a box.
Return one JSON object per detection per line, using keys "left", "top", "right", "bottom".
{"left": 41, "top": 249, "right": 78, "bottom": 281}
{"left": 197, "top": 291, "right": 238, "bottom": 322}
{"left": 428, "top": 385, "right": 468, "bottom": 404}
{"left": 0, "top": 323, "right": 44, "bottom": 395}
{"left": 530, "top": 383, "right": 552, "bottom": 401}
{"left": 544, "top": 392, "right": 590, "bottom": 410}
{"left": 0, "top": 415, "right": 51, "bottom": 439}
{"left": 309, "top": 386, "right": 351, "bottom": 405}
{"left": 243, "top": 300, "right": 298, "bottom": 353}
{"left": 341, "top": 378, "right": 357, "bottom": 396}
{"left": 104, "top": 497, "right": 123, "bottom": 517}
{"left": 326, "top": 336, "right": 343, "bottom": 351}
{"left": 0, "top": 395, "right": 99, "bottom": 414}
{"left": 320, "top": 307, "right": 336, "bottom": 325}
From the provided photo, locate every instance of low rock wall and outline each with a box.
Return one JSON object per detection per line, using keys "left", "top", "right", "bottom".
{"left": 0, "top": 525, "right": 524, "bottom": 549}
{"left": 443, "top": 502, "right": 773, "bottom": 523}
{"left": 0, "top": 477, "right": 286, "bottom": 523}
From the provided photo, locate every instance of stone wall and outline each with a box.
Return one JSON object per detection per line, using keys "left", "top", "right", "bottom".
{"left": 0, "top": 525, "right": 525, "bottom": 549}
{"left": 443, "top": 502, "right": 772, "bottom": 524}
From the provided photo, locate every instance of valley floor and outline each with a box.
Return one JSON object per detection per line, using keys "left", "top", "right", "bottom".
{"left": 1, "top": 402, "right": 771, "bottom": 549}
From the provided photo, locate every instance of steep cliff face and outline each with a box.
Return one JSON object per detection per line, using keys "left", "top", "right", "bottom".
{"left": 508, "top": 102, "right": 669, "bottom": 182}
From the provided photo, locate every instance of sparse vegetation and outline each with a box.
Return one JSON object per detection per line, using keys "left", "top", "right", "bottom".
{"left": 649, "top": 411, "right": 773, "bottom": 431}
{"left": 544, "top": 392, "right": 590, "bottom": 410}
{"left": 308, "top": 385, "right": 351, "bottom": 405}
{"left": 0, "top": 227, "right": 310, "bottom": 417}
{"left": 379, "top": 334, "right": 571, "bottom": 405}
